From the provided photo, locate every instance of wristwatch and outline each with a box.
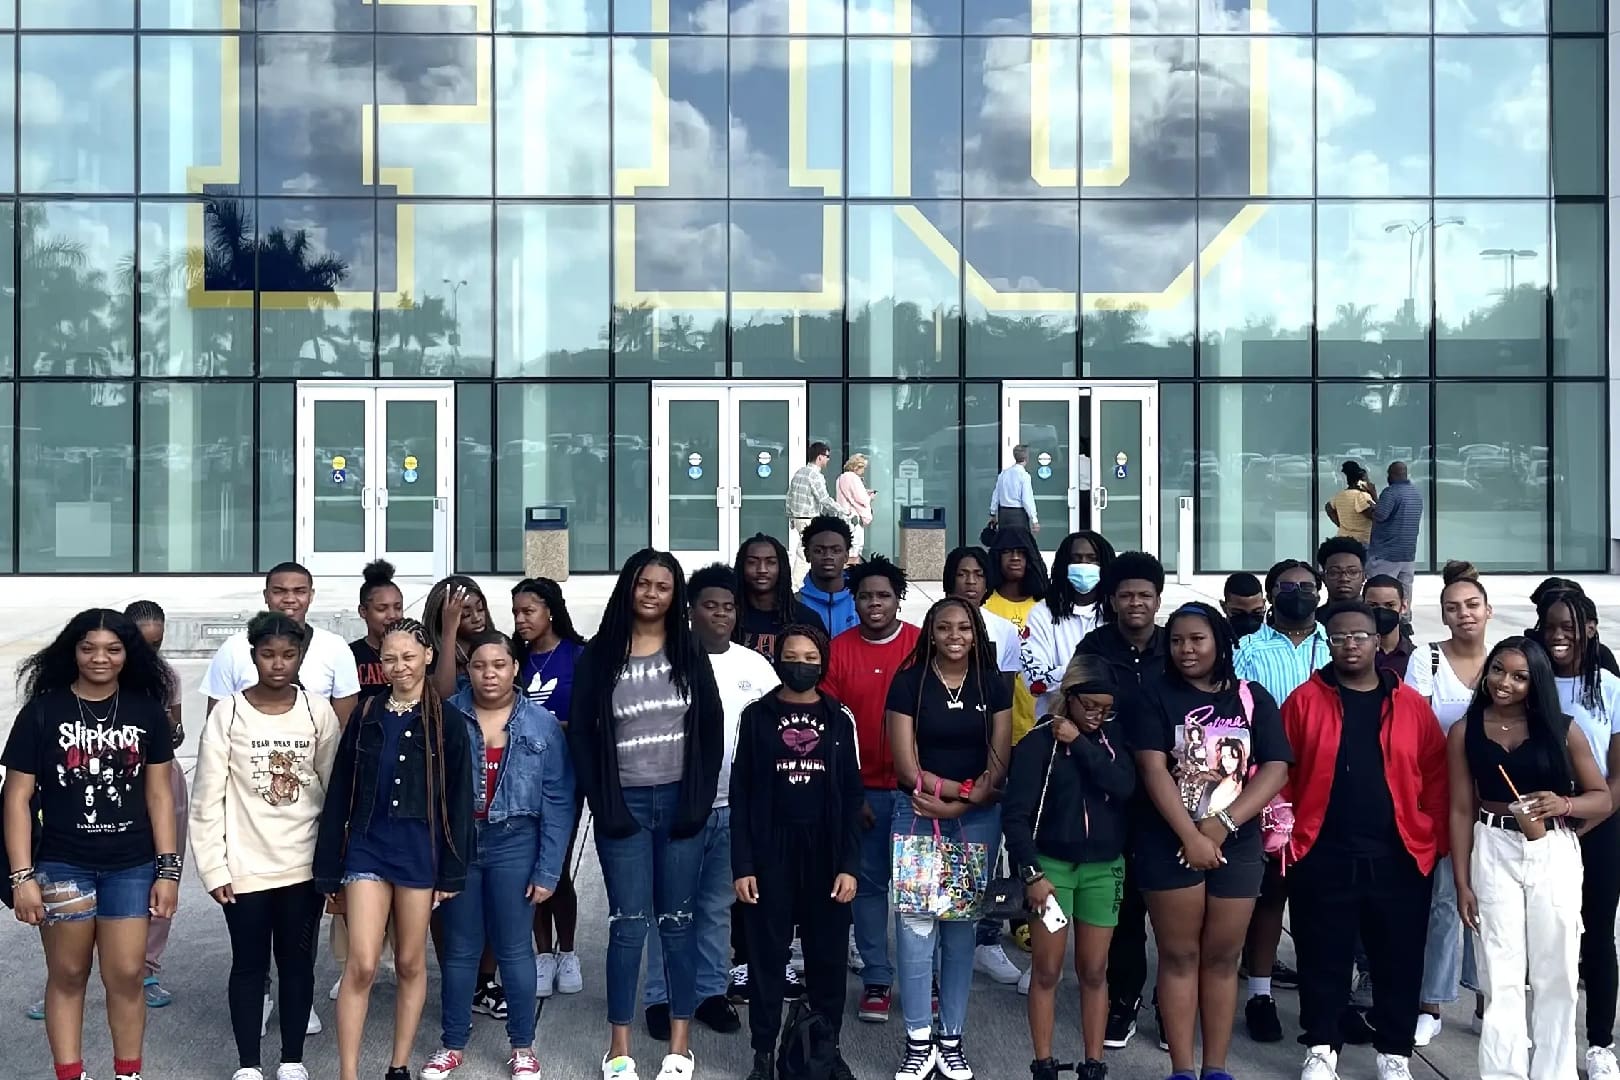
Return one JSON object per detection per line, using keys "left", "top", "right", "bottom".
{"left": 1020, "top": 864, "right": 1046, "bottom": 886}
{"left": 1214, "top": 809, "right": 1238, "bottom": 835}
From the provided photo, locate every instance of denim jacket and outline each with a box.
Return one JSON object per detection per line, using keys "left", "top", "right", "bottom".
{"left": 450, "top": 689, "right": 576, "bottom": 892}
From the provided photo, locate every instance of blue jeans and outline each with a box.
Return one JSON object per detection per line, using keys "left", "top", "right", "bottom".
{"left": 35, "top": 860, "right": 154, "bottom": 923}
{"left": 644, "top": 806, "right": 732, "bottom": 1005}
{"left": 439, "top": 818, "right": 541, "bottom": 1050}
{"left": 1422, "top": 855, "right": 1480, "bottom": 1002}
{"left": 855, "top": 787, "right": 901, "bottom": 988}
{"left": 597, "top": 783, "right": 707, "bottom": 1026}
{"left": 892, "top": 801, "right": 1001, "bottom": 1037}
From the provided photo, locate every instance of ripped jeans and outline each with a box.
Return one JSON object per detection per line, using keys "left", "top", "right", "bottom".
{"left": 595, "top": 782, "right": 707, "bottom": 1026}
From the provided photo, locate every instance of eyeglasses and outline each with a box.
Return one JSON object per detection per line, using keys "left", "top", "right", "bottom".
{"left": 1327, "top": 631, "right": 1376, "bottom": 647}
{"left": 1276, "top": 581, "right": 1317, "bottom": 594}
{"left": 1322, "top": 566, "right": 1363, "bottom": 580}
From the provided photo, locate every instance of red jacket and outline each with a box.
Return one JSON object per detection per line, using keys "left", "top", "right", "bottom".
{"left": 1281, "top": 670, "right": 1450, "bottom": 874}
{"left": 821, "top": 623, "right": 921, "bottom": 790}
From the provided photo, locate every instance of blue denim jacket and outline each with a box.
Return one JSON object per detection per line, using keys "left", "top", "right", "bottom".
{"left": 449, "top": 689, "right": 576, "bottom": 891}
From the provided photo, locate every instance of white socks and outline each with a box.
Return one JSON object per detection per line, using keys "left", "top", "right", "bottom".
{"left": 1249, "top": 976, "right": 1272, "bottom": 997}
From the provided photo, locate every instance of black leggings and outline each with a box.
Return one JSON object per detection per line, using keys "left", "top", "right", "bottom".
{"left": 222, "top": 880, "right": 325, "bottom": 1068}
{"left": 1583, "top": 813, "right": 1620, "bottom": 1047}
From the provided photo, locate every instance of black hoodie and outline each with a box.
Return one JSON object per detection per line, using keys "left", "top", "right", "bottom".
{"left": 1002, "top": 718, "right": 1135, "bottom": 873}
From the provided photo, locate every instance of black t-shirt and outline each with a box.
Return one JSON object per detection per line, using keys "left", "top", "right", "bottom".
{"left": 1315, "top": 686, "right": 1401, "bottom": 858}
{"left": 1126, "top": 678, "right": 1293, "bottom": 854}
{"left": 757, "top": 693, "right": 835, "bottom": 825}
{"left": 886, "top": 665, "right": 1013, "bottom": 785}
{"left": 350, "top": 639, "right": 389, "bottom": 705}
{"left": 1, "top": 688, "right": 175, "bottom": 870}
{"left": 738, "top": 601, "right": 819, "bottom": 663}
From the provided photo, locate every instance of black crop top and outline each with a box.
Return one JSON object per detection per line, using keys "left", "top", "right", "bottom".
{"left": 1465, "top": 709, "right": 1573, "bottom": 802}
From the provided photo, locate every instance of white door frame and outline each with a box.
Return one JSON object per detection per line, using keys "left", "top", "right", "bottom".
{"left": 651, "top": 381, "right": 807, "bottom": 567}
{"left": 296, "top": 381, "right": 455, "bottom": 578}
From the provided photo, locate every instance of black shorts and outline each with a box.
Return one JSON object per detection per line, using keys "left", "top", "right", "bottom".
{"left": 1132, "top": 830, "right": 1266, "bottom": 900}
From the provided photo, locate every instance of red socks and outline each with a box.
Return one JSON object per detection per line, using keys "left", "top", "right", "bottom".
{"left": 55, "top": 1064, "right": 84, "bottom": 1080}
{"left": 115, "top": 1060, "right": 142, "bottom": 1077}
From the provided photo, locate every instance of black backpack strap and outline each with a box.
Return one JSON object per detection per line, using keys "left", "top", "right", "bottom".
{"left": 1430, "top": 642, "right": 1441, "bottom": 677}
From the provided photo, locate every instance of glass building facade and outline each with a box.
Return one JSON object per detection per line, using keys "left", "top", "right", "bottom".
{"left": 0, "top": 0, "right": 1607, "bottom": 576}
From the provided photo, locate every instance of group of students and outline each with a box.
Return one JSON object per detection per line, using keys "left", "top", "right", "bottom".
{"left": 3, "top": 513, "right": 1618, "bottom": 1080}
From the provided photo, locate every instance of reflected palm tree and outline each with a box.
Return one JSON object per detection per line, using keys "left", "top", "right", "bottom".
{"left": 20, "top": 203, "right": 125, "bottom": 378}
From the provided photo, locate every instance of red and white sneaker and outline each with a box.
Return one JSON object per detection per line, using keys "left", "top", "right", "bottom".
{"left": 509, "top": 1049, "right": 541, "bottom": 1077}
{"left": 421, "top": 1049, "right": 465, "bottom": 1079}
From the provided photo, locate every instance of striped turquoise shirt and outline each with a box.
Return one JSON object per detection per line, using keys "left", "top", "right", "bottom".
{"left": 1234, "top": 623, "right": 1330, "bottom": 707}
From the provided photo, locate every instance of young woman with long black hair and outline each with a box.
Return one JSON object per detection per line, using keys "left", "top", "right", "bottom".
{"left": 1126, "top": 602, "right": 1291, "bottom": 1080}
{"left": 1448, "top": 636, "right": 1608, "bottom": 1080}
{"left": 1023, "top": 531, "right": 1117, "bottom": 718}
{"left": 351, "top": 561, "right": 405, "bottom": 708}
{"left": 885, "top": 597, "right": 1014, "bottom": 1080}
{"left": 511, "top": 576, "right": 590, "bottom": 998}
{"left": 3, "top": 609, "right": 181, "bottom": 1080}
{"left": 190, "top": 612, "right": 342, "bottom": 1080}
{"left": 313, "top": 617, "right": 474, "bottom": 1080}
{"left": 1533, "top": 589, "right": 1620, "bottom": 1080}
{"left": 568, "top": 550, "right": 725, "bottom": 1080}
{"left": 424, "top": 576, "right": 491, "bottom": 701}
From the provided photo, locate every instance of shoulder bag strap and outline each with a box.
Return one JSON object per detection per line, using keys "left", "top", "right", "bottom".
{"left": 1430, "top": 642, "right": 1441, "bottom": 678}
{"left": 1029, "top": 736, "right": 1060, "bottom": 845}
{"left": 1237, "top": 679, "right": 1255, "bottom": 724}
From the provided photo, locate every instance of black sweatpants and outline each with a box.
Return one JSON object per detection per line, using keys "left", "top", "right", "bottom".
{"left": 1583, "top": 812, "right": 1620, "bottom": 1047}
{"left": 222, "top": 880, "right": 325, "bottom": 1068}
{"left": 1290, "top": 849, "right": 1430, "bottom": 1057}
{"left": 745, "top": 836, "right": 851, "bottom": 1055}
{"left": 1107, "top": 851, "right": 1149, "bottom": 1009}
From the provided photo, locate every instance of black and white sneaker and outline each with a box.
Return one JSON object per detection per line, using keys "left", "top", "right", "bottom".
{"left": 784, "top": 963, "right": 805, "bottom": 999}
{"left": 1103, "top": 998, "right": 1138, "bottom": 1049}
{"left": 472, "top": 979, "right": 508, "bottom": 1020}
{"left": 728, "top": 964, "right": 750, "bottom": 1005}
{"left": 937, "top": 1036, "right": 973, "bottom": 1080}
{"left": 894, "top": 1037, "right": 937, "bottom": 1080}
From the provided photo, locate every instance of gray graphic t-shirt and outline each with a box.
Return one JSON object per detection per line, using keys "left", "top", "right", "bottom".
{"left": 613, "top": 650, "right": 689, "bottom": 788}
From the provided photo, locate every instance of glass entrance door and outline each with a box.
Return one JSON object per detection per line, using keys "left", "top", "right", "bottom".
{"left": 652, "top": 382, "right": 807, "bottom": 567}
{"left": 1001, "top": 381, "right": 1159, "bottom": 555}
{"left": 296, "top": 383, "right": 454, "bottom": 578}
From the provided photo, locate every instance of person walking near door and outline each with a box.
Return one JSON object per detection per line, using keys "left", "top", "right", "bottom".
{"left": 787, "top": 443, "right": 851, "bottom": 584}
{"left": 1366, "top": 463, "right": 1423, "bottom": 609}
{"left": 988, "top": 445, "right": 1040, "bottom": 535}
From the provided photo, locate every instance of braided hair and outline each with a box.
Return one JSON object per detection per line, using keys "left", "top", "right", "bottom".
{"left": 1045, "top": 530, "right": 1117, "bottom": 622}
{"left": 899, "top": 597, "right": 1005, "bottom": 777}
{"left": 732, "top": 533, "right": 798, "bottom": 646}
{"left": 596, "top": 549, "right": 700, "bottom": 696}
{"left": 380, "top": 617, "right": 461, "bottom": 865}
{"left": 1164, "top": 601, "right": 1239, "bottom": 691}
{"left": 1535, "top": 589, "right": 1602, "bottom": 710}
{"left": 124, "top": 599, "right": 166, "bottom": 625}
{"left": 511, "top": 577, "right": 586, "bottom": 648}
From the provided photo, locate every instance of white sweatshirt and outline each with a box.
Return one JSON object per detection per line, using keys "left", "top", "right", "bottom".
{"left": 189, "top": 691, "right": 341, "bottom": 894}
{"left": 1022, "top": 602, "right": 1101, "bottom": 716}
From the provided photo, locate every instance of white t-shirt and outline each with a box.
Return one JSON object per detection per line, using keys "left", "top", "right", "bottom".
{"left": 1558, "top": 669, "right": 1620, "bottom": 778}
{"left": 980, "top": 608, "right": 1023, "bottom": 676}
{"left": 1403, "top": 641, "right": 1480, "bottom": 733}
{"left": 707, "top": 644, "right": 780, "bottom": 809}
{"left": 200, "top": 626, "right": 362, "bottom": 704}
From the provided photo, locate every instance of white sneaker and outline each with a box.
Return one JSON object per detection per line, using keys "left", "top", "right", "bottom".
{"left": 937, "top": 1036, "right": 973, "bottom": 1080}
{"left": 602, "top": 1055, "right": 639, "bottom": 1080}
{"left": 328, "top": 976, "right": 342, "bottom": 1001}
{"left": 847, "top": 931, "right": 865, "bottom": 973}
{"left": 1588, "top": 1046, "right": 1620, "bottom": 1080}
{"left": 973, "top": 943, "right": 1021, "bottom": 985}
{"left": 895, "top": 1037, "right": 938, "bottom": 1080}
{"left": 275, "top": 1066, "right": 311, "bottom": 1080}
{"left": 260, "top": 993, "right": 273, "bottom": 1037}
{"left": 536, "top": 952, "right": 558, "bottom": 999}
{"left": 1017, "top": 966, "right": 1032, "bottom": 996}
{"left": 1302, "top": 1045, "right": 1338, "bottom": 1080}
{"left": 1376, "top": 1054, "right": 1414, "bottom": 1080}
{"left": 655, "top": 1051, "right": 695, "bottom": 1080}
{"left": 556, "top": 950, "right": 584, "bottom": 995}
{"left": 233, "top": 1070, "right": 265, "bottom": 1080}
{"left": 1413, "top": 1012, "right": 1442, "bottom": 1047}
{"left": 305, "top": 1009, "right": 322, "bottom": 1035}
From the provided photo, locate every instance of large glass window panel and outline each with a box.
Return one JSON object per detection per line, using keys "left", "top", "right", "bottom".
{"left": 1081, "top": 200, "right": 1195, "bottom": 377}
{"left": 963, "top": 382, "right": 997, "bottom": 534}
{"left": 1436, "top": 0, "right": 1547, "bottom": 31}
{"left": 730, "top": 201, "right": 842, "bottom": 378}
{"left": 1317, "top": 201, "right": 1433, "bottom": 379}
{"left": 139, "top": 201, "right": 254, "bottom": 376}
{"left": 965, "top": 37, "right": 1078, "bottom": 198}
{"left": 0, "top": 390, "right": 14, "bottom": 570}
{"left": 849, "top": 38, "right": 962, "bottom": 198}
{"left": 613, "top": 0, "right": 717, "bottom": 31}
{"left": 256, "top": 35, "right": 372, "bottom": 195}
{"left": 849, "top": 202, "right": 962, "bottom": 379}
{"left": 1083, "top": 37, "right": 1196, "bottom": 198}
{"left": 1553, "top": 382, "right": 1606, "bottom": 571}
{"left": 613, "top": 37, "right": 727, "bottom": 198}
{"left": 1158, "top": 382, "right": 1192, "bottom": 572}
{"left": 497, "top": 203, "right": 610, "bottom": 378}
{"left": 379, "top": 203, "right": 492, "bottom": 378}
{"left": 257, "top": 199, "right": 375, "bottom": 377}
{"left": 809, "top": 382, "right": 843, "bottom": 468}
{"left": 1435, "top": 200, "right": 1548, "bottom": 377}
{"left": 1082, "top": 0, "right": 1193, "bottom": 31}
{"left": 1199, "top": 202, "right": 1311, "bottom": 377}
{"left": 728, "top": 0, "right": 842, "bottom": 32}
{"left": 0, "top": 41, "right": 14, "bottom": 191}
{"left": 613, "top": 383, "right": 650, "bottom": 560}
{"left": 257, "top": 381, "right": 293, "bottom": 568}
{"left": 1199, "top": 36, "right": 1311, "bottom": 198}
{"left": 21, "top": 36, "right": 134, "bottom": 194}
{"left": 255, "top": 0, "right": 369, "bottom": 30}
{"left": 0, "top": 206, "right": 13, "bottom": 374}
{"left": 1435, "top": 38, "right": 1548, "bottom": 198}
{"left": 1316, "top": 0, "right": 1429, "bottom": 31}
{"left": 614, "top": 201, "right": 727, "bottom": 377}
{"left": 1552, "top": 38, "right": 1603, "bottom": 199}
{"left": 729, "top": 38, "right": 842, "bottom": 198}
{"left": 1199, "top": 0, "right": 1312, "bottom": 32}
{"left": 965, "top": 201, "right": 1078, "bottom": 377}
{"left": 849, "top": 0, "right": 959, "bottom": 34}
{"left": 849, "top": 383, "right": 960, "bottom": 559}
{"left": 1553, "top": 203, "right": 1603, "bottom": 376}
{"left": 21, "top": 0, "right": 131, "bottom": 26}
{"left": 496, "top": 383, "right": 610, "bottom": 573}
{"left": 138, "top": 382, "right": 252, "bottom": 571}
{"left": 971, "top": 0, "right": 1078, "bottom": 32}
{"left": 1316, "top": 38, "right": 1430, "bottom": 198}
{"left": 21, "top": 201, "right": 135, "bottom": 377}
{"left": 19, "top": 382, "right": 133, "bottom": 572}
{"left": 497, "top": 0, "right": 607, "bottom": 30}
{"left": 1317, "top": 382, "right": 1431, "bottom": 571}
{"left": 140, "top": 35, "right": 255, "bottom": 196}
{"left": 1434, "top": 383, "right": 1546, "bottom": 571}
{"left": 455, "top": 382, "right": 492, "bottom": 572}
{"left": 1551, "top": 0, "right": 1602, "bottom": 30}
{"left": 496, "top": 38, "right": 610, "bottom": 198}
{"left": 376, "top": 37, "right": 490, "bottom": 198}
{"left": 1197, "top": 382, "right": 1311, "bottom": 572}
{"left": 141, "top": 0, "right": 250, "bottom": 28}
{"left": 376, "top": 0, "right": 480, "bottom": 30}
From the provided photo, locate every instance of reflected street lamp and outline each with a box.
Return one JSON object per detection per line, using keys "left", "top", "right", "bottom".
{"left": 1384, "top": 217, "right": 1466, "bottom": 318}
{"left": 442, "top": 277, "right": 468, "bottom": 362}
{"left": 1479, "top": 248, "right": 1537, "bottom": 293}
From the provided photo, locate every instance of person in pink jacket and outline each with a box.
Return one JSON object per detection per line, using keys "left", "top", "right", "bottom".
{"left": 835, "top": 455, "right": 875, "bottom": 562}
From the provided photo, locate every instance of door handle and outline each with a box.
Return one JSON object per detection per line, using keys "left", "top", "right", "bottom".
{"left": 730, "top": 486, "right": 742, "bottom": 509}
{"left": 1096, "top": 487, "right": 1110, "bottom": 510}
{"left": 359, "top": 485, "right": 372, "bottom": 509}
{"left": 1066, "top": 487, "right": 1079, "bottom": 510}
{"left": 715, "top": 487, "right": 727, "bottom": 509}
{"left": 375, "top": 487, "right": 390, "bottom": 510}
{"left": 433, "top": 496, "right": 448, "bottom": 512}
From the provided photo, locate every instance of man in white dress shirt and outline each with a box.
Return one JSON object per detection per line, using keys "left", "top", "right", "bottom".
{"left": 988, "top": 444, "right": 1039, "bottom": 535}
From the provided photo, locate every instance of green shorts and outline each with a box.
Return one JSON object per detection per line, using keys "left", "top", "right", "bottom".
{"left": 1037, "top": 855, "right": 1126, "bottom": 928}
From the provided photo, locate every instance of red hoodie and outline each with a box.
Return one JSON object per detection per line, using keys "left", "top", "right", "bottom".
{"left": 1282, "top": 669, "right": 1450, "bottom": 874}
{"left": 822, "top": 623, "right": 921, "bottom": 790}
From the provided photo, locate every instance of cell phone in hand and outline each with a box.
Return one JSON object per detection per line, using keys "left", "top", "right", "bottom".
{"left": 1040, "top": 893, "right": 1069, "bottom": 933}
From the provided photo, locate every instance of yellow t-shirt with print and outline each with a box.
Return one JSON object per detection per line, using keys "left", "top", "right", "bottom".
{"left": 984, "top": 592, "right": 1038, "bottom": 744}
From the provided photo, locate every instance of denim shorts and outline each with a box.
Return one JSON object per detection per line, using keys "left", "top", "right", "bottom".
{"left": 34, "top": 860, "right": 155, "bottom": 924}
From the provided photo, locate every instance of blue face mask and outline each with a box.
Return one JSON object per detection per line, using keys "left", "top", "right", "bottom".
{"left": 1067, "top": 563, "right": 1101, "bottom": 594}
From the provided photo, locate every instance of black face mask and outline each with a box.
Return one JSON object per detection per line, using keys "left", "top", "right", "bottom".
{"left": 1228, "top": 611, "right": 1265, "bottom": 639}
{"left": 1373, "top": 607, "right": 1402, "bottom": 637}
{"left": 777, "top": 661, "right": 822, "bottom": 694}
{"left": 1274, "top": 590, "right": 1317, "bottom": 623}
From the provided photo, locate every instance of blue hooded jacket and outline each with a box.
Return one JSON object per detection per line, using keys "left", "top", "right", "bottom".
{"left": 798, "top": 576, "right": 859, "bottom": 637}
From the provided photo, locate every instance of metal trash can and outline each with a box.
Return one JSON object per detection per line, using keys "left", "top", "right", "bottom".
{"left": 523, "top": 506, "right": 570, "bottom": 582}
{"left": 897, "top": 506, "right": 947, "bottom": 583}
